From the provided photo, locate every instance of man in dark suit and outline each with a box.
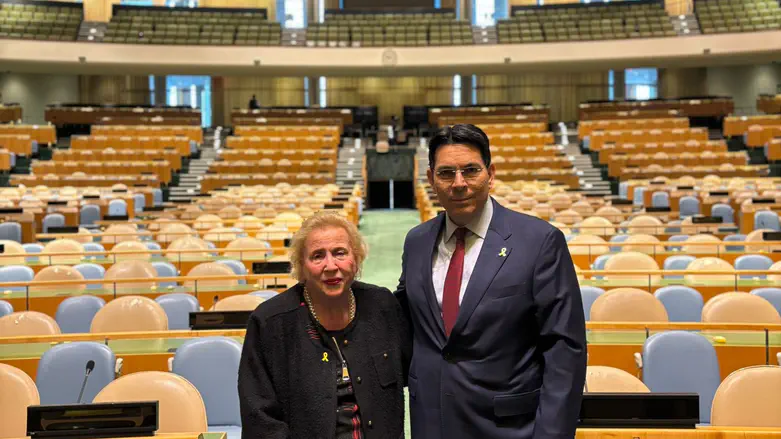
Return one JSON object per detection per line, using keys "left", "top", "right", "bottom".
{"left": 395, "top": 124, "right": 587, "bottom": 439}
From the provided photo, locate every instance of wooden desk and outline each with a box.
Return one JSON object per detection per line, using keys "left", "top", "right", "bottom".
{"left": 0, "top": 105, "right": 22, "bottom": 123}
{"left": 758, "top": 94, "right": 781, "bottom": 114}
{"left": 45, "top": 106, "right": 202, "bottom": 127}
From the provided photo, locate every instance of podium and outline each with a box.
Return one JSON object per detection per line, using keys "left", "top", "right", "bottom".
{"left": 365, "top": 146, "right": 416, "bottom": 209}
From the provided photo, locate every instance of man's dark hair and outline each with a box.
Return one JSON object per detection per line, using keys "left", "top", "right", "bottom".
{"left": 428, "top": 124, "right": 491, "bottom": 169}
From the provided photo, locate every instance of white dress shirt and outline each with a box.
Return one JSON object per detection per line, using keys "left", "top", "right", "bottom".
{"left": 432, "top": 197, "right": 494, "bottom": 308}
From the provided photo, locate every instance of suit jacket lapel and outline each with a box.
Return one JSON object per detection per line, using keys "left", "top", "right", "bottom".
{"left": 451, "top": 201, "right": 513, "bottom": 336}
{"left": 422, "top": 214, "right": 447, "bottom": 338}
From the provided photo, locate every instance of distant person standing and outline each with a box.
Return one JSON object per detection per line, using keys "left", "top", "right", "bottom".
{"left": 249, "top": 94, "right": 260, "bottom": 110}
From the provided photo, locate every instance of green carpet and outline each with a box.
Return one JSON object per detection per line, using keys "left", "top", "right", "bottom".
{"left": 358, "top": 209, "right": 421, "bottom": 291}
{"left": 357, "top": 209, "right": 421, "bottom": 437}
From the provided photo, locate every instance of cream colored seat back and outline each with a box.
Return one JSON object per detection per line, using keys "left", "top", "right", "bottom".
{"left": 711, "top": 366, "right": 781, "bottom": 427}
{"left": 590, "top": 288, "right": 668, "bottom": 322}
{"left": 0, "top": 311, "right": 61, "bottom": 336}
{"left": 90, "top": 295, "right": 168, "bottom": 333}
{"left": 585, "top": 366, "right": 650, "bottom": 393}
{"left": 93, "top": 371, "right": 208, "bottom": 433}
{"left": 210, "top": 294, "right": 264, "bottom": 311}
{"left": 0, "top": 363, "right": 40, "bottom": 439}
{"left": 701, "top": 292, "right": 781, "bottom": 324}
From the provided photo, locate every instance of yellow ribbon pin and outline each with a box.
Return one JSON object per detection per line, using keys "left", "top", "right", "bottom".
{"left": 499, "top": 248, "right": 507, "bottom": 257}
{"left": 322, "top": 352, "right": 329, "bottom": 362}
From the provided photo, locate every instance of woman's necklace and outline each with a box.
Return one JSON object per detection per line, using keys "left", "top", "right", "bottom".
{"left": 303, "top": 285, "right": 356, "bottom": 325}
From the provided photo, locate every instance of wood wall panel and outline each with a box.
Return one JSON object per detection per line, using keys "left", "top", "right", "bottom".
{"left": 327, "top": 76, "right": 453, "bottom": 123}
{"left": 658, "top": 67, "right": 708, "bottom": 99}
{"left": 477, "top": 71, "right": 608, "bottom": 122}
{"left": 220, "top": 76, "right": 305, "bottom": 125}
{"left": 78, "top": 75, "right": 151, "bottom": 105}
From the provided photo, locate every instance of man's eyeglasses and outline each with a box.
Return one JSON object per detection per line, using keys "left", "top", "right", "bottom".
{"left": 434, "top": 166, "right": 483, "bottom": 182}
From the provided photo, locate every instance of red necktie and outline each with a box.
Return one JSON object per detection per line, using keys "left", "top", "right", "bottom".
{"left": 443, "top": 227, "right": 467, "bottom": 337}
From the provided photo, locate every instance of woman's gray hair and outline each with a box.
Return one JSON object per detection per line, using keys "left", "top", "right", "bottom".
{"left": 288, "top": 212, "right": 368, "bottom": 282}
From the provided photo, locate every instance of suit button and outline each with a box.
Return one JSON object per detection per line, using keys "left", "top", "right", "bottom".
{"left": 343, "top": 339, "right": 348, "bottom": 346}
{"left": 356, "top": 376, "right": 362, "bottom": 384}
{"left": 383, "top": 353, "right": 388, "bottom": 359}
{"left": 443, "top": 353, "right": 453, "bottom": 362}
{"left": 368, "top": 420, "right": 373, "bottom": 428}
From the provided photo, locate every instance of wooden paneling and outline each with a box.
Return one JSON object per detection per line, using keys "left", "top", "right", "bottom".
{"left": 659, "top": 67, "right": 708, "bottom": 99}
{"left": 78, "top": 75, "right": 152, "bottom": 105}
{"left": 327, "top": 76, "right": 453, "bottom": 123}
{"left": 477, "top": 72, "right": 608, "bottom": 122}
{"left": 221, "top": 76, "right": 306, "bottom": 125}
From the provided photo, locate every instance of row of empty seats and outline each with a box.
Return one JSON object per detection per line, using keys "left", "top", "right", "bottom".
{"left": 498, "top": 1, "right": 674, "bottom": 44}
{"left": 0, "top": 1, "right": 81, "bottom": 42}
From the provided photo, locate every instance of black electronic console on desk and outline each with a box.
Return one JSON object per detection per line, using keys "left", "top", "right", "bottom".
{"left": 27, "top": 401, "right": 158, "bottom": 439}
{"left": 190, "top": 311, "right": 252, "bottom": 330}
{"left": 578, "top": 393, "right": 699, "bottom": 429}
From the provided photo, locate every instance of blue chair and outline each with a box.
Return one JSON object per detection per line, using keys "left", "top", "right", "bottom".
{"left": 36, "top": 342, "right": 115, "bottom": 405}
{"left": 580, "top": 287, "right": 604, "bottom": 321}
{"left": 750, "top": 288, "right": 781, "bottom": 315}
{"left": 83, "top": 242, "right": 105, "bottom": 253}
{"left": 172, "top": 337, "right": 242, "bottom": 438}
{"left": 0, "top": 300, "right": 13, "bottom": 317}
{"left": 619, "top": 182, "right": 629, "bottom": 199}
{"left": 609, "top": 234, "right": 629, "bottom": 252}
{"left": 734, "top": 254, "right": 774, "bottom": 279}
{"left": 80, "top": 205, "right": 101, "bottom": 227}
{"left": 723, "top": 234, "right": 746, "bottom": 252}
{"left": 55, "top": 296, "right": 106, "bottom": 333}
{"left": 679, "top": 196, "right": 700, "bottom": 218}
{"left": 664, "top": 220, "right": 682, "bottom": 234}
{"left": 754, "top": 210, "right": 781, "bottom": 231}
{"left": 22, "top": 243, "right": 43, "bottom": 263}
{"left": 152, "top": 261, "right": 178, "bottom": 288}
{"left": 145, "top": 242, "right": 162, "bottom": 256}
{"left": 666, "top": 234, "right": 689, "bottom": 251}
{"left": 73, "top": 263, "right": 106, "bottom": 289}
{"left": 663, "top": 255, "right": 696, "bottom": 279}
{"left": 216, "top": 260, "right": 247, "bottom": 285}
{"left": 0, "top": 222, "right": 22, "bottom": 243}
{"left": 249, "top": 290, "right": 278, "bottom": 300}
{"left": 152, "top": 189, "right": 163, "bottom": 207}
{"left": 653, "top": 286, "right": 704, "bottom": 322}
{"left": 633, "top": 187, "right": 646, "bottom": 207}
{"left": 590, "top": 254, "right": 611, "bottom": 280}
{"left": 0, "top": 265, "right": 35, "bottom": 292}
{"left": 711, "top": 203, "right": 734, "bottom": 225}
{"left": 641, "top": 331, "right": 720, "bottom": 424}
{"left": 155, "top": 294, "right": 200, "bottom": 330}
{"left": 108, "top": 199, "right": 127, "bottom": 217}
{"left": 133, "top": 194, "right": 146, "bottom": 213}
{"left": 651, "top": 191, "right": 670, "bottom": 208}
{"left": 42, "top": 213, "right": 65, "bottom": 234}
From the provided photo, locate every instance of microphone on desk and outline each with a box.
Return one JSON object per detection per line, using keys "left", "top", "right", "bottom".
{"left": 76, "top": 360, "right": 96, "bottom": 404}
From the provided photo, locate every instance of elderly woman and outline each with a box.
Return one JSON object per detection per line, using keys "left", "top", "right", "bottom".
{"left": 239, "top": 212, "right": 411, "bottom": 439}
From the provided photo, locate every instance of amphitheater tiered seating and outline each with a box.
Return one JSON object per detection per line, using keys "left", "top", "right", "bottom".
{"left": 307, "top": 9, "right": 471, "bottom": 47}
{"left": 0, "top": 0, "right": 81, "bottom": 41}
{"left": 498, "top": 0, "right": 675, "bottom": 44}
{"left": 696, "top": 0, "right": 781, "bottom": 34}
{"left": 103, "top": 4, "right": 280, "bottom": 46}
